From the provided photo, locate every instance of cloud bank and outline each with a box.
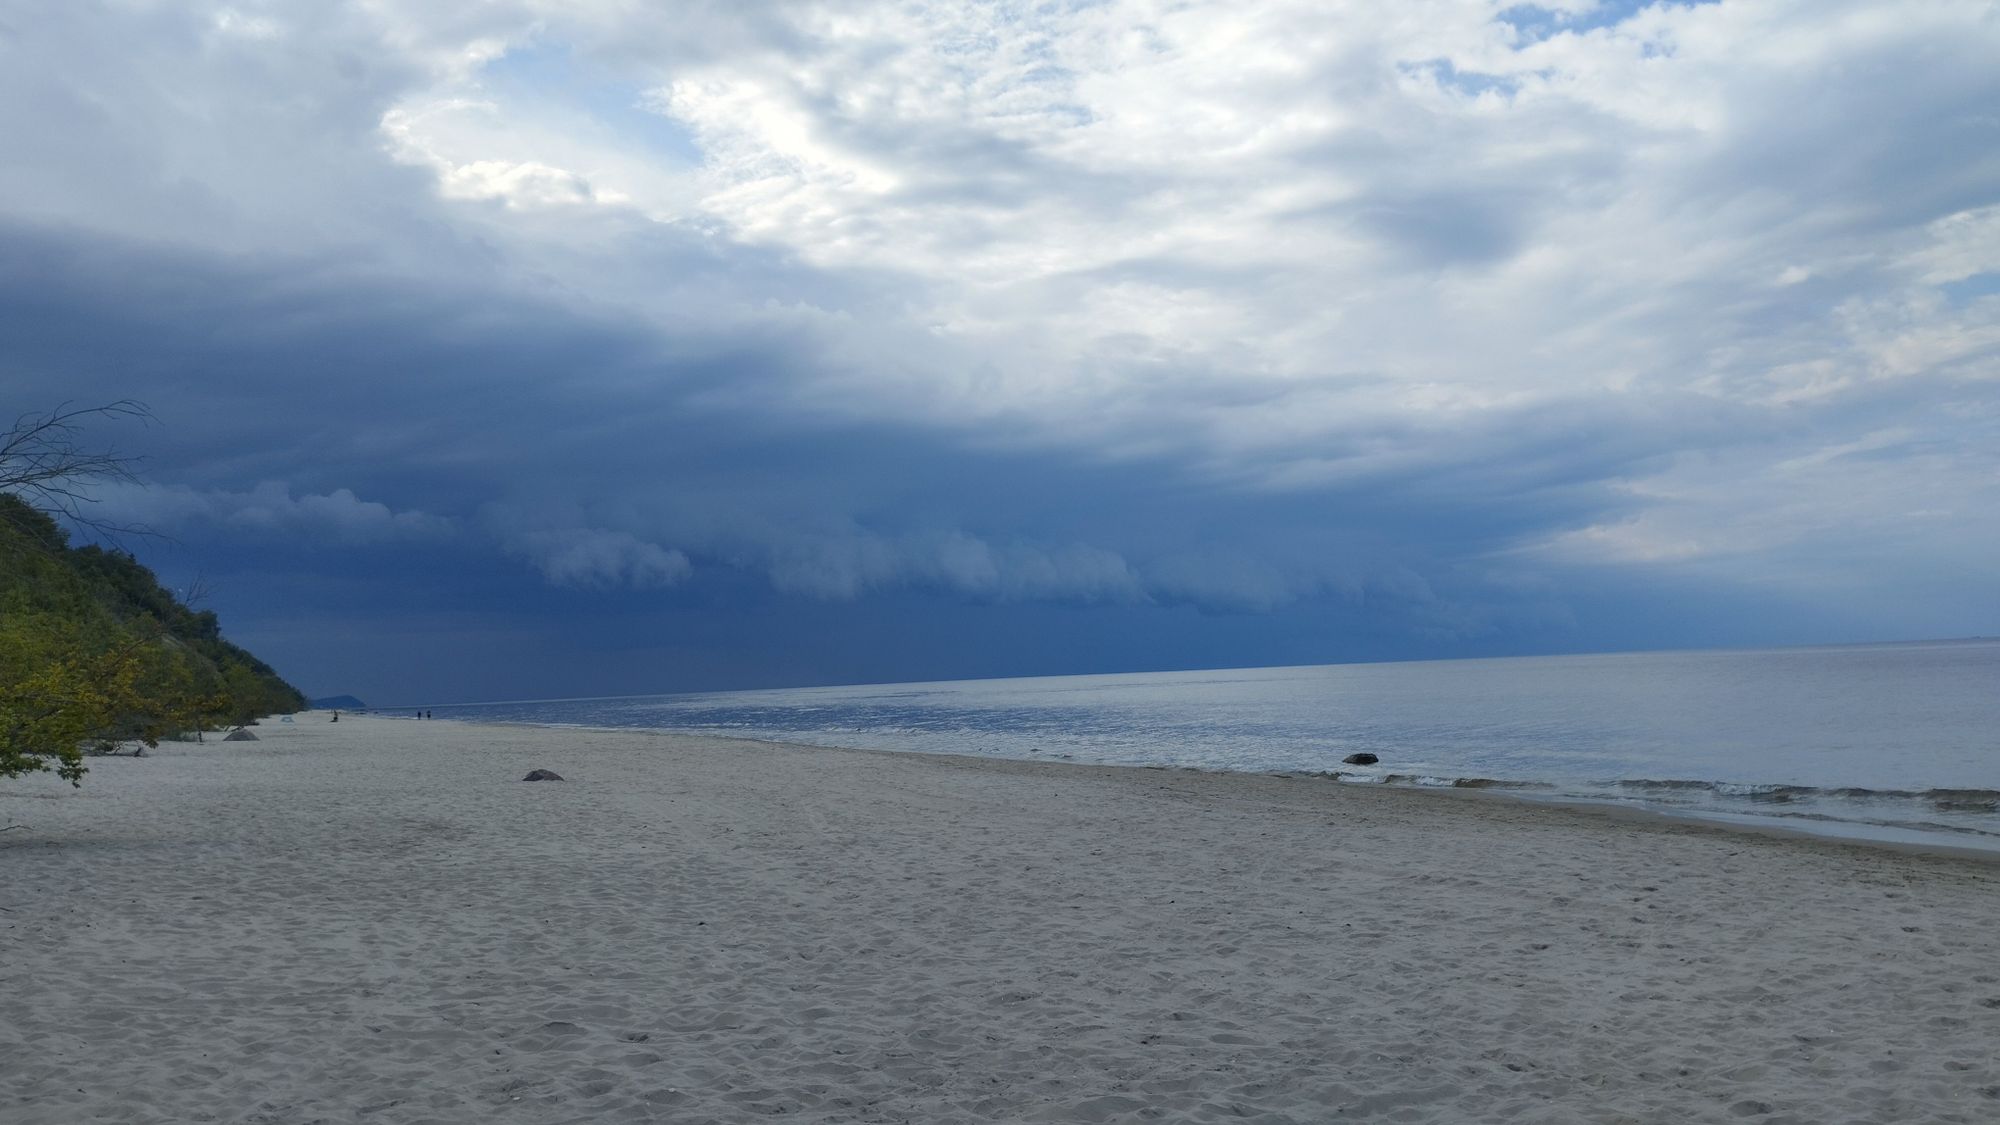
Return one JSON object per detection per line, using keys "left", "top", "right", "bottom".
{"left": 502, "top": 528, "right": 693, "bottom": 590}
{"left": 90, "top": 482, "right": 451, "bottom": 544}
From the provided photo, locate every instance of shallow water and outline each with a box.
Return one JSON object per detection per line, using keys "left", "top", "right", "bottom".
{"left": 424, "top": 639, "right": 2000, "bottom": 850}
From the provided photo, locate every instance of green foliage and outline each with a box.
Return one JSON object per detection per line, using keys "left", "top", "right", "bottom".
{"left": 0, "top": 492, "right": 305, "bottom": 784}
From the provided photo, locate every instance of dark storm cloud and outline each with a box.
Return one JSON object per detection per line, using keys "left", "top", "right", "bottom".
{"left": 2, "top": 215, "right": 1660, "bottom": 609}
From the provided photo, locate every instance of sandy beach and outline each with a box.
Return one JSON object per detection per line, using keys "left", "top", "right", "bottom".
{"left": 4, "top": 715, "right": 1998, "bottom": 1124}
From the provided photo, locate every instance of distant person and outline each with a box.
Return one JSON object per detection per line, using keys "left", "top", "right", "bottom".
{"left": 331, "top": 711, "right": 339, "bottom": 723}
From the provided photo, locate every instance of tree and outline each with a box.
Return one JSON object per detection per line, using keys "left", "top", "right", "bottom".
{"left": 0, "top": 613, "right": 151, "bottom": 785}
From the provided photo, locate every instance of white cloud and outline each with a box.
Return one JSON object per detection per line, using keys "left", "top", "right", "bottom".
{"left": 437, "top": 158, "right": 613, "bottom": 208}
{"left": 503, "top": 527, "right": 693, "bottom": 589}
{"left": 89, "top": 481, "right": 452, "bottom": 543}
{"left": 356, "top": 0, "right": 2000, "bottom": 471}
{"left": 212, "top": 9, "right": 284, "bottom": 42}
{"left": 1906, "top": 204, "right": 2000, "bottom": 289}
{"left": 1520, "top": 416, "right": 2000, "bottom": 592}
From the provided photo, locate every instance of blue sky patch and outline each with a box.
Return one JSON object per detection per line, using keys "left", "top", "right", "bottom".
{"left": 481, "top": 41, "right": 703, "bottom": 165}
{"left": 1496, "top": 1, "right": 1721, "bottom": 45}
{"left": 1940, "top": 271, "right": 2000, "bottom": 304}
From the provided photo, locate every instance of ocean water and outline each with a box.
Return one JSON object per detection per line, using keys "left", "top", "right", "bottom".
{"left": 424, "top": 639, "right": 2000, "bottom": 851}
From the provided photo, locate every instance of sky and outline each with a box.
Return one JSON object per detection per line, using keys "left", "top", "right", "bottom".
{"left": 4, "top": 0, "right": 1998, "bottom": 705}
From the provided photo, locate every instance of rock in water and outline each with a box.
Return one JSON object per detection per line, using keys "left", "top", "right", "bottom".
{"left": 522, "top": 768, "right": 565, "bottom": 782}
{"left": 223, "top": 729, "right": 259, "bottom": 742}
{"left": 1341, "top": 752, "right": 1379, "bottom": 765}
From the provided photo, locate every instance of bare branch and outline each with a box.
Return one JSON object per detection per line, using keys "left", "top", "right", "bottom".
{"left": 0, "top": 401, "right": 155, "bottom": 541}
{"left": 179, "top": 573, "right": 215, "bottom": 609}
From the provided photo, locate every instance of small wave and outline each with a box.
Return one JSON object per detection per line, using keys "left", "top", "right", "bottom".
{"left": 1378, "top": 773, "right": 1465, "bottom": 788}
{"left": 1737, "top": 808, "right": 2000, "bottom": 840}
{"left": 1616, "top": 779, "right": 1819, "bottom": 801}
{"left": 1925, "top": 788, "right": 2000, "bottom": 813}
{"left": 1610, "top": 779, "right": 2000, "bottom": 814}
{"left": 1301, "top": 771, "right": 1554, "bottom": 791}
{"left": 1617, "top": 779, "right": 1815, "bottom": 804}
{"left": 1447, "top": 776, "right": 1556, "bottom": 791}
{"left": 1616, "top": 778, "right": 1716, "bottom": 792}
{"left": 1717, "top": 783, "right": 1818, "bottom": 803}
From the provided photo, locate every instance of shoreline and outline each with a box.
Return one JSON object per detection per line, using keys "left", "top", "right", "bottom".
{"left": 374, "top": 713, "right": 2000, "bottom": 865}
{"left": 7, "top": 714, "right": 2000, "bottom": 1123}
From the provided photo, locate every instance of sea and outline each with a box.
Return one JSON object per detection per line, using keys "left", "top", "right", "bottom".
{"left": 420, "top": 639, "right": 2000, "bottom": 852}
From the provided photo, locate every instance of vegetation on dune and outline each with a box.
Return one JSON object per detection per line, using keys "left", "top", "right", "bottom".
{"left": 1, "top": 406, "right": 306, "bottom": 786}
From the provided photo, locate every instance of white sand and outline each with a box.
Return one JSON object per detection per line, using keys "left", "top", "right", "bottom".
{"left": 4, "top": 715, "right": 1999, "bottom": 1124}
